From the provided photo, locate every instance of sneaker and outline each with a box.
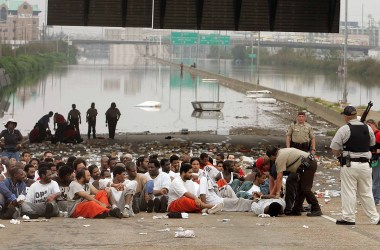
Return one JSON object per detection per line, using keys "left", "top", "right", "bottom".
{"left": 2, "top": 206, "right": 17, "bottom": 219}
{"left": 45, "top": 203, "right": 54, "bottom": 219}
{"left": 153, "top": 198, "right": 161, "bottom": 213}
{"left": 122, "top": 207, "right": 130, "bottom": 218}
{"left": 336, "top": 219, "right": 355, "bottom": 225}
{"left": 208, "top": 203, "right": 224, "bottom": 214}
{"left": 109, "top": 207, "right": 123, "bottom": 219}
{"left": 147, "top": 200, "right": 154, "bottom": 213}
{"left": 306, "top": 210, "right": 323, "bottom": 217}
{"left": 160, "top": 196, "right": 168, "bottom": 213}
{"left": 375, "top": 201, "right": 380, "bottom": 206}
{"left": 128, "top": 207, "right": 135, "bottom": 217}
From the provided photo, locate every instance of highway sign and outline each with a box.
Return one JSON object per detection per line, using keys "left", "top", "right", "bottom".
{"left": 171, "top": 32, "right": 198, "bottom": 45}
{"left": 200, "top": 34, "right": 230, "bottom": 45}
{"left": 248, "top": 53, "right": 257, "bottom": 58}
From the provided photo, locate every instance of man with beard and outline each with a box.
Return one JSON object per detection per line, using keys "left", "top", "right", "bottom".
{"left": 23, "top": 164, "right": 36, "bottom": 189}
{"left": 67, "top": 169, "right": 122, "bottom": 218}
{"left": 168, "top": 163, "right": 223, "bottom": 214}
{"left": 0, "top": 167, "right": 26, "bottom": 219}
{"left": 88, "top": 164, "right": 100, "bottom": 184}
{"left": 21, "top": 167, "right": 60, "bottom": 219}
{"left": 144, "top": 159, "right": 171, "bottom": 213}
{"left": 136, "top": 156, "right": 149, "bottom": 174}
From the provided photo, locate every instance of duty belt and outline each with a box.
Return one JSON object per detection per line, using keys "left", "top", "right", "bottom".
{"left": 350, "top": 157, "right": 369, "bottom": 163}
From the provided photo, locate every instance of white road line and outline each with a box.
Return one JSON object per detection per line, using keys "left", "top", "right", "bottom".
{"left": 321, "top": 215, "right": 337, "bottom": 223}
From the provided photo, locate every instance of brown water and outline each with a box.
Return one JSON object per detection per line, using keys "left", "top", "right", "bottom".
{"left": 4, "top": 56, "right": 376, "bottom": 135}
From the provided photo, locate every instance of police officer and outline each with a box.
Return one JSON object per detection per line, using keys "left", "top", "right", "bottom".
{"left": 330, "top": 106, "right": 380, "bottom": 225}
{"left": 86, "top": 102, "right": 98, "bottom": 139}
{"left": 286, "top": 111, "right": 316, "bottom": 154}
{"left": 67, "top": 104, "right": 81, "bottom": 135}
{"left": 0, "top": 119, "right": 23, "bottom": 161}
{"left": 267, "top": 146, "right": 322, "bottom": 217}
{"left": 105, "top": 102, "right": 121, "bottom": 139}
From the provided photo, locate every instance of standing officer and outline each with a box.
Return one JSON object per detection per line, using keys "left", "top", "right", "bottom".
{"left": 286, "top": 111, "right": 316, "bottom": 154}
{"left": 105, "top": 102, "right": 121, "bottom": 139}
{"left": 330, "top": 106, "right": 380, "bottom": 225}
{"left": 67, "top": 104, "right": 81, "bottom": 135}
{"left": 86, "top": 102, "right": 98, "bottom": 139}
{"left": 0, "top": 119, "right": 23, "bottom": 161}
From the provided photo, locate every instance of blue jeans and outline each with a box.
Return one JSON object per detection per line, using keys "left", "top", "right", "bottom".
{"left": 260, "top": 178, "right": 270, "bottom": 195}
{"left": 372, "top": 163, "right": 380, "bottom": 203}
{"left": 1, "top": 151, "right": 19, "bottom": 161}
{"left": 145, "top": 180, "right": 154, "bottom": 194}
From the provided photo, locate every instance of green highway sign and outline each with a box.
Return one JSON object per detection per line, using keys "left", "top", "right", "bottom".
{"left": 200, "top": 34, "right": 230, "bottom": 45}
{"left": 248, "top": 53, "right": 257, "bottom": 58}
{"left": 171, "top": 32, "right": 198, "bottom": 45}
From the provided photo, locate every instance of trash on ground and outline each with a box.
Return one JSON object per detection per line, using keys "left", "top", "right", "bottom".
{"left": 258, "top": 214, "right": 271, "bottom": 218}
{"left": 0, "top": 224, "right": 5, "bottom": 228}
{"left": 303, "top": 225, "right": 309, "bottom": 229}
{"left": 175, "top": 230, "right": 195, "bottom": 238}
{"left": 9, "top": 219, "right": 20, "bottom": 225}
{"left": 256, "top": 223, "right": 271, "bottom": 226}
{"left": 157, "top": 228, "right": 170, "bottom": 232}
{"left": 77, "top": 216, "right": 85, "bottom": 220}
{"left": 153, "top": 215, "right": 168, "bottom": 219}
{"left": 23, "top": 219, "right": 49, "bottom": 222}
{"left": 83, "top": 224, "right": 90, "bottom": 227}
{"left": 22, "top": 215, "right": 30, "bottom": 220}
{"left": 139, "top": 232, "right": 148, "bottom": 235}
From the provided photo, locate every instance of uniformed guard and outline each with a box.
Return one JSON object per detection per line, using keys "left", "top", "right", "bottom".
{"left": 86, "top": 102, "right": 98, "bottom": 139}
{"left": 286, "top": 111, "right": 316, "bottom": 154}
{"left": 105, "top": 102, "right": 121, "bottom": 139}
{"left": 330, "top": 106, "right": 380, "bottom": 225}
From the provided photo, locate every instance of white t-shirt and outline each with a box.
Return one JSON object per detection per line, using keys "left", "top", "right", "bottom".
{"left": 246, "top": 184, "right": 261, "bottom": 195}
{"left": 144, "top": 172, "right": 171, "bottom": 191}
{"left": 251, "top": 198, "right": 286, "bottom": 215}
{"left": 168, "top": 170, "right": 180, "bottom": 179}
{"left": 168, "top": 177, "right": 196, "bottom": 206}
{"left": 26, "top": 180, "right": 60, "bottom": 204}
{"left": 198, "top": 175, "right": 223, "bottom": 205}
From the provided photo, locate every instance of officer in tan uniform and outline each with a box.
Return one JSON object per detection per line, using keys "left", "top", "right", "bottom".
{"left": 267, "top": 146, "right": 322, "bottom": 217}
{"left": 286, "top": 111, "right": 316, "bottom": 154}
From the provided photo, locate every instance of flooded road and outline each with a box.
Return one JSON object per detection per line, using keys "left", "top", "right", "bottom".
{"left": 3, "top": 55, "right": 374, "bottom": 135}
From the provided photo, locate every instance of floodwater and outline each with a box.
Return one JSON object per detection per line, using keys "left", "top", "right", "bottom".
{"left": 3, "top": 57, "right": 284, "bottom": 134}
{"left": 2, "top": 55, "right": 378, "bottom": 135}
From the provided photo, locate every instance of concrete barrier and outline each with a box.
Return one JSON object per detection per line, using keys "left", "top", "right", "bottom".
{"left": 154, "top": 57, "right": 380, "bottom": 127}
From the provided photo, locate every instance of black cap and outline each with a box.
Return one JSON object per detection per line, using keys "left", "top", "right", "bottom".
{"left": 341, "top": 106, "right": 357, "bottom": 116}
{"left": 266, "top": 146, "right": 279, "bottom": 157}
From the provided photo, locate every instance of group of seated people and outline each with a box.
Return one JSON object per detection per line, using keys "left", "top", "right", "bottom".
{"left": 0, "top": 150, "right": 286, "bottom": 220}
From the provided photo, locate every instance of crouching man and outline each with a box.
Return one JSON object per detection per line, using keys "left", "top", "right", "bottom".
{"left": 67, "top": 169, "right": 122, "bottom": 219}
{"left": 22, "top": 167, "right": 60, "bottom": 219}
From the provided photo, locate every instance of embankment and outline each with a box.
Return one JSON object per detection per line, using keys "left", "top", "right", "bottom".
{"left": 154, "top": 58, "right": 380, "bottom": 127}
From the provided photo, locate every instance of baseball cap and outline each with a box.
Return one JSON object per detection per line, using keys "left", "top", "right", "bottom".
{"left": 341, "top": 106, "right": 357, "bottom": 116}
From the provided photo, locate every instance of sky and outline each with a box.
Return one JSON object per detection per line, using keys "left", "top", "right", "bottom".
{"left": 24, "top": 0, "right": 380, "bottom": 35}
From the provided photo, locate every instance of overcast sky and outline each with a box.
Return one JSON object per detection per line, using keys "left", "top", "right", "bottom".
{"left": 26, "top": 0, "right": 380, "bottom": 34}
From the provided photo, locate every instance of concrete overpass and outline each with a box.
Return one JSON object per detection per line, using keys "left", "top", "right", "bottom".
{"left": 72, "top": 39, "right": 375, "bottom": 53}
